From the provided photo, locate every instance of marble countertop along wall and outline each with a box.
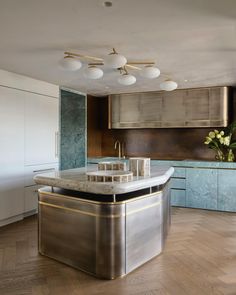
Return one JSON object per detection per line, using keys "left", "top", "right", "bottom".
{"left": 34, "top": 164, "right": 174, "bottom": 195}
{"left": 87, "top": 157, "right": 236, "bottom": 169}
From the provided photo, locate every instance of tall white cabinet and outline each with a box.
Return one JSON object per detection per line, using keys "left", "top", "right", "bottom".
{"left": 0, "top": 87, "right": 25, "bottom": 222}
{"left": 0, "top": 70, "right": 59, "bottom": 226}
{"left": 24, "top": 93, "right": 59, "bottom": 165}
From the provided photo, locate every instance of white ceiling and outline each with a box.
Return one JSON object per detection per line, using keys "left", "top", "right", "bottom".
{"left": 0, "top": 0, "right": 236, "bottom": 95}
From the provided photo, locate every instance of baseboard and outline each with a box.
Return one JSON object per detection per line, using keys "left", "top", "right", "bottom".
{"left": 24, "top": 209, "right": 38, "bottom": 218}
{"left": 0, "top": 210, "right": 38, "bottom": 227}
{"left": 0, "top": 214, "right": 24, "bottom": 227}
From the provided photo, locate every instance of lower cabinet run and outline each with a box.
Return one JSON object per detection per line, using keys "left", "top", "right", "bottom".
{"left": 170, "top": 165, "right": 236, "bottom": 213}
{"left": 38, "top": 183, "right": 171, "bottom": 279}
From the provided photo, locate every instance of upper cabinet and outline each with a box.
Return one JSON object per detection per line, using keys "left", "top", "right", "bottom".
{"left": 109, "top": 86, "right": 229, "bottom": 129}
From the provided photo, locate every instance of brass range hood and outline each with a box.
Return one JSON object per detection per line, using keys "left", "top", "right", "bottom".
{"left": 109, "top": 86, "right": 229, "bottom": 129}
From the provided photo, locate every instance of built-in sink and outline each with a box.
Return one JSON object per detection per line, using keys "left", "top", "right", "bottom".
{"left": 86, "top": 170, "right": 133, "bottom": 183}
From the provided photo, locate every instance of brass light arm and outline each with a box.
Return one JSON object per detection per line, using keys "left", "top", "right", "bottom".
{"left": 127, "top": 61, "right": 155, "bottom": 65}
{"left": 126, "top": 64, "right": 142, "bottom": 70}
{"left": 88, "top": 62, "right": 104, "bottom": 66}
{"left": 64, "top": 51, "right": 103, "bottom": 61}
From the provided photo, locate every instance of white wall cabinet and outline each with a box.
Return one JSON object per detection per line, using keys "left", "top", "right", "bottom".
{"left": 0, "top": 87, "right": 25, "bottom": 225}
{"left": 24, "top": 93, "right": 59, "bottom": 166}
{"left": 0, "top": 70, "right": 59, "bottom": 226}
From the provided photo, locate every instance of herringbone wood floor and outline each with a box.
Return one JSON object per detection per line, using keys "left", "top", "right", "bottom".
{"left": 1, "top": 208, "right": 236, "bottom": 295}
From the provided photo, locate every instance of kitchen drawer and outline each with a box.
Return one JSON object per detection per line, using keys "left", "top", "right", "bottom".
{"left": 172, "top": 167, "right": 186, "bottom": 178}
{"left": 170, "top": 178, "right": 186, "bottom": 190}
{"left": 171, "top": 189, "right": 186, "bottom": 207}
{"left": 24, "top": 184, "right": 42, "bottom": 213}
{"left": 24, "top": 163, "right": 58, "bottom": 187}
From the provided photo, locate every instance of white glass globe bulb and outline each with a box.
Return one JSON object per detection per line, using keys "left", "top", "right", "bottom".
{"left": 118, "top": 74, "right": 136, "bottom": 85}
{"left": 84, "top": 66, "right": 103, "bottom": 79}
{"left": 140, "top": 66, "right": 160, "bottom": 79}
{"left": 59, "top": 56, "right": 82, "bottom": 71}
{"left": 105, "top": 53, "right": 127, "bottom": 69}
{"left": 160, "top": 80, "right": 178, "bottom": 91}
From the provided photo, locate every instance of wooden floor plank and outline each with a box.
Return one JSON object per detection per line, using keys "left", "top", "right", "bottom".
{"left": 0, "top": 208, "right": 236, "bottom": 294}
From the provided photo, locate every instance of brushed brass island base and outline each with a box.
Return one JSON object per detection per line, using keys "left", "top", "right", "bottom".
{"left": 38, "top": 183, "right": 171, "bottom": 279}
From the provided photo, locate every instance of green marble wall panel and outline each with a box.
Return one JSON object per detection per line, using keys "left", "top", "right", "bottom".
{"left": 186, "top": 168, "right": 217, "bottom": 210}
{"left": 218, "top": 170, "right": 236, "bottom": 212}
{"left": 60, "top": 90, "right": 86, "bottom": 170}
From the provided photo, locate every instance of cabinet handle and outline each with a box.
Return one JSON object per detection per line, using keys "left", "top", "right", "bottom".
{"left": 55, "top": 131, "right": 59, "bottom": 158}
{"left": 33, "top": 168, "right": 55, "bottom": 173}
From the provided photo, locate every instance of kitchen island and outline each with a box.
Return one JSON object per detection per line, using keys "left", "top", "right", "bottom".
{"left": 34, "top": 164, "right": 174, "bottom": 279}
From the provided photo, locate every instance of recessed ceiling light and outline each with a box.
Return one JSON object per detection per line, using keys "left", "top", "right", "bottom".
{"left": 184, "top": 79, "right": 188, "bottom": 82}
{"left": 103, "top": 1, "right": 113, "bottom": 7}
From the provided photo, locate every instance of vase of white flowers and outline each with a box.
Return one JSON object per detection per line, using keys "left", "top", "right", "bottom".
{"left": 204, "top": 122, "right": 236, "bottom": 162}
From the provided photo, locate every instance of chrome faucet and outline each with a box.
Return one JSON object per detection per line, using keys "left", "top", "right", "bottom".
{"left": 114, "top": 140, "right": 121, "bottom": 158}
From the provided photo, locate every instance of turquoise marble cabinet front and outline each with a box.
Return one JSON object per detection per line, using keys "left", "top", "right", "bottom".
{"left": 218, "top": 170, "right": 236, "bottom": 212}
{"left": 186, "top": 168, "right": 218, "bottom": 210}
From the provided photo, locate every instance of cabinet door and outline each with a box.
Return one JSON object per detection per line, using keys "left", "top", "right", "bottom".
{"left": 0, "top": 86, "right": 24, "bottom": 220}
{"left": 171, "top": 189, "right": 186, "bottom": 207}
{"left": 24, "top": 93, "right": 59, "bottom": 165}
{"left": 218, "top": 170, "right": 236, "bottom": 212}
{"left": 139, "top": 92, "right": 162, "bottom": 125}
{"left": 119, "top": 94, "right": 140, "bottom": 124}
{"left": 185, "top": 89, "right": 210, "bottom": 122}
{"left": 162, "top": 91, "right": 186, "bottom": 127}
{"left": 186, "top": 168, "right": 217, "bottom": 210}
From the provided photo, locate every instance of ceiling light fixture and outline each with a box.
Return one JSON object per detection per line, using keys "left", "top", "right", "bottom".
{"left": 160, "top": 80, "right": 178, "bottom": 91}
{"left": 58, "top": 49, "right": 177, "bottom": 90}
{"left": 83, "top": 65, "right": 103, "bottom": 79}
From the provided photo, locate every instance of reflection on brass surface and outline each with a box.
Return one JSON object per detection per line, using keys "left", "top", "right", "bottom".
{"left": 39, "top": 200, "right": 161, "bottom": 218}
{"left": 109, "top": 86, "right": 228, "bottom": 129}
{"left": 38, "top": 184, "right": 171, "bottom": 279}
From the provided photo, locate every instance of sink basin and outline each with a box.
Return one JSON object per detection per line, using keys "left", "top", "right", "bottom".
{"left": 87, "top": 170, "right": 133, "bottom": 183}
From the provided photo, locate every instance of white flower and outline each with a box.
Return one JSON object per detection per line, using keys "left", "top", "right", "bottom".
{"left": 209, "top": 131, "right": 215, "bottom": 138}
{"left": 223, "top": 136, "right": 230, "bottom": 146}
{"left": 214, "top": 130, "right": 219, "bottom": 134}
{"left": 220, "top": 137, "right": 224, "bottom": 144}
{"left": 220, "top": 131, "right": 224, "bottom": 136}
{"left": 205, "top": 137, "right": 212, "bottom": 144}
{"left": 216, "top": 134, "right": 221, "bottom": 139}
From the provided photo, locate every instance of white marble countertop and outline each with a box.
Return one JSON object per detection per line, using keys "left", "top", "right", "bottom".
{"left": 34, "top": 165, "right": 174, "bottom": 195}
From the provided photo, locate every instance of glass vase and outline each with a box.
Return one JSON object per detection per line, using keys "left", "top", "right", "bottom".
{"left": 215, "top": 149, "right": 225, "bottom": 162}
{"left": 227, "top": 149, "right": 234, "bottom": 162}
